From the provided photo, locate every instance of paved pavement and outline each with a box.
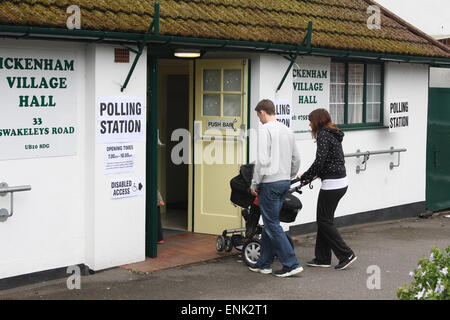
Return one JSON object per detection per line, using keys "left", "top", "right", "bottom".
{"left": 0, "top": 212, "right": 449, "bottom": 300}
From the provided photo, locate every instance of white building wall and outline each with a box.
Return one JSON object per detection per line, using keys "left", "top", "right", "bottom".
{"left": 430, "top": 67, "right": 450, "bottom": 88}
{"left": 0, "top": 41, "right": 147, "bottom": 279}
{"left": 250, "top": 55, "right": 429, "bottom": 229}
{"left": 0, "top": 40, "right": 86, "bottom": 279}
{"left": 84, "top": 45, "right": 147, "bottom": 271}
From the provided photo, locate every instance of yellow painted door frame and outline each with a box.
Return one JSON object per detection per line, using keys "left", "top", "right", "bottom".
{"left": 193, "top": 59, "right": 249, "bottom": 235}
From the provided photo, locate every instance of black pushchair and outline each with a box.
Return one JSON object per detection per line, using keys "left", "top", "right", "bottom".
{"left": 216, "top": 164, "right": 310, "bottom": 267}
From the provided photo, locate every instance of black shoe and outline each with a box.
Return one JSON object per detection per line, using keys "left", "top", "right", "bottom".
{"left": 306, "top": 259, "right": 331, "bottom": 268}
{"left": 273, "top": 266, "right": 303, "bottom": 278}
{"left": 335, "top": 254, "right": 357, "bottom": 270}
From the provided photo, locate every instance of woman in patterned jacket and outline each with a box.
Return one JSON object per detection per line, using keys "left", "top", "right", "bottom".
{"left": 299, "top": 108, "right": 357, "bottom": 270}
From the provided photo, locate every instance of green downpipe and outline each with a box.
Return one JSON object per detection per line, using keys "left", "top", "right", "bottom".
{"left": 146, "top": 56, "right": 159, "bottom": 258}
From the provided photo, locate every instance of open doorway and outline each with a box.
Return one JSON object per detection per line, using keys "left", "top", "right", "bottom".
{"left": 158, "top": 60, "right": 190, "bottom": 232}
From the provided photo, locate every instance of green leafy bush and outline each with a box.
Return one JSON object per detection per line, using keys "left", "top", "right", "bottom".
{"left": 397, "top": 246, "right": 449, "bottom": 300}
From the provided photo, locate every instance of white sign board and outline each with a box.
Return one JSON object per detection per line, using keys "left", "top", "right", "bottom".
{"left": 104, "top": 143, "right": 135, "bottom": 174}
{"left": 97, "top": 96, "right": 145, "bottom": 143}
{"left": 0, "top": 48, "right": 78, "bottom": 160}
{"left": 389, "top": 100, "right": 409, "bottom": 132}
{"left": 291, "top": 57, "right": 330, "bottom": 140}
{"left": 110, "top": 177, "right": 144, "bottom": 199}
{"left": 274, "top": 100, "right": 292, "bottom": 128}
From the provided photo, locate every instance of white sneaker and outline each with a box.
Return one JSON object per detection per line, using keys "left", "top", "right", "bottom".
{"left": 248, "top": 266, "right": 272, "bottom": 274}
{"left": 274, "top": 266, "right": 304, "bottom": 278}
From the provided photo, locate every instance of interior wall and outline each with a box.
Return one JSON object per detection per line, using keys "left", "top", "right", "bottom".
{"left": 157, "top": 60, "right": 190, "bottom": 225}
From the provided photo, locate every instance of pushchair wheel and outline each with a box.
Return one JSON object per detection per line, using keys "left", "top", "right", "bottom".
{"left": 224, "top": 236, "right": 233, "bottom": 252}
{"left": 242, "top": 240, "right": 261, "bottom": 267}
{"left": 216, "top": 235, "right": 225, "bottom": 252}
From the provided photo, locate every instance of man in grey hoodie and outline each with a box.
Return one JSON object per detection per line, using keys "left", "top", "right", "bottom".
{"left": 249, "top": 99, "right": 303, "bottom": 277}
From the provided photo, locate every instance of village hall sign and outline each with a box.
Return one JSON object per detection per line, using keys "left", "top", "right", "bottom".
{"left": 0, "top": 48, "right": 77, "bottom": 160}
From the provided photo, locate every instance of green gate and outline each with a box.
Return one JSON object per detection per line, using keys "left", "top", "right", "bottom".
{"left": 426, "top": 88, "right": 450, "bottom": 212}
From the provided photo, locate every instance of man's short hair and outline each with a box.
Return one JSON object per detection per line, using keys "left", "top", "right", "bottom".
{"left": 255, "top": 99, "right": 275, "bottom": 115}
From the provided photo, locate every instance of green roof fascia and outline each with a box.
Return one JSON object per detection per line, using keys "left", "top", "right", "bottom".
{"left": 1, "top": 25, "right": 450, "bottom": 66}
{"left": 309, "top": 47, "right": 450, "bottom": 67}
{"left": 0, "top": 25, "right": 145, "bottom": 42}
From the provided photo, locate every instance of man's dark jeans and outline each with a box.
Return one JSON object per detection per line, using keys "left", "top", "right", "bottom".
{"left": 256, "top": 180, "right": 300, "bottom": 269}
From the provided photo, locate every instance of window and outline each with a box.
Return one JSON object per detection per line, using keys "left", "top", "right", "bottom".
{"left": 329, "top": 61, "right": 383, "bottom": 127}
{"left": 330, "top": 62, "right": 345, "bottom": 125}
{"left": 202, "top": 68, "right": 242, "bottom": 117}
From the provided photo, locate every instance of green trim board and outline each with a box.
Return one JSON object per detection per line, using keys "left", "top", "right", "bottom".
{"left": 339, "top": 124, "right": 388, "bottom": 131}
{"left": 191, "top": 60, "right": 196, "bottom": 233}
{"left": 145, "top": 56, "right": 159, "bottom": 258}
{"left": 276, "top": 21, "right": 313, "bottom": 92}
{"left": 121, "top": 2, "right": 160, "bottom": 92}
{"left": 1, "top": 25, "right": 450, "bottom": 66}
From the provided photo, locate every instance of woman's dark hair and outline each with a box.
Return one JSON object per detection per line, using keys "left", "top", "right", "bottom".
{"left": 308, "top": 108, "right": 340, "bottom": 139}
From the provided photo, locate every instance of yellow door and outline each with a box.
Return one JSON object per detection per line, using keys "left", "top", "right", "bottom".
{"left": 194, "top": 59, "right": 248, "bottom": 235}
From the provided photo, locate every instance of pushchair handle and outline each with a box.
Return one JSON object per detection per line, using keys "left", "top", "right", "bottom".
{"left": 290, "top": 177, "right": 301, "bottom": 184}
{"left": 288, "top": 178, "right": 314, "bottom": 194}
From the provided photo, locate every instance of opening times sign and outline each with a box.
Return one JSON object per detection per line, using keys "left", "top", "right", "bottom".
{"left": 0, "top": 48, "right": 77, "bottom": 160}
{"left": 290, "top": 57, "right": 330, "bottom": 140}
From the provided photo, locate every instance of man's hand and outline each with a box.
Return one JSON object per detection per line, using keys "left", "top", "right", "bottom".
{"left": 250, "top": 189, "right": 258, "bottom": 196}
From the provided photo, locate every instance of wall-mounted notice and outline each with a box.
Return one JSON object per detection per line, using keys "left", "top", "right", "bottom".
{"left": 389, "top": 101, "right": 409, "bottom": 132}
{"left": 291, "top": 57, "right": 330, "bottom": 140}
{"left": 104, "top": 143, "right": 135, "bottom": 174}
{"left": 274, "top": 100, "right": 292, "bottom": 128}
{"left": 97, "top": 96, "right": 145, "bottom": 143}
{"left": 110, "top": 177, "right": 144, "bottom": 199}
{"left": 0, "top": 48, "right": 77, "bottom": 160}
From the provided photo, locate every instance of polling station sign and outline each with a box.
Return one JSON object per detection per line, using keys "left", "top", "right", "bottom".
{"left": 389, "top": 100, "right": 409, "bottom": 132}
{"left": 274, "top": 100, "right": 291, "bottom": 128}
{"left": 110, "top": 177, "right": 144, "bottom": 199}
{"left": 97, "top": 96, "right": 145, "bottom": 143}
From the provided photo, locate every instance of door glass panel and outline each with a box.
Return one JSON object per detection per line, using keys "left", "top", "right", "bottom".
{"left": 223, "top": 69, "right": 241, "bottom": 92}
{"left": 203, "top": 69, "right": 221, "bottom": 91}
{"left": 203, "top": 94, "right": 220, "bottom": 116}
{"left": 223, "top": 94, "right": 241, "bottom": 117}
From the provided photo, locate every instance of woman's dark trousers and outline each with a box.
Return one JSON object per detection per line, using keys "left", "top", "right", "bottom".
{"left": 315, "top": 187, "right": 353, "bottom": 263}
